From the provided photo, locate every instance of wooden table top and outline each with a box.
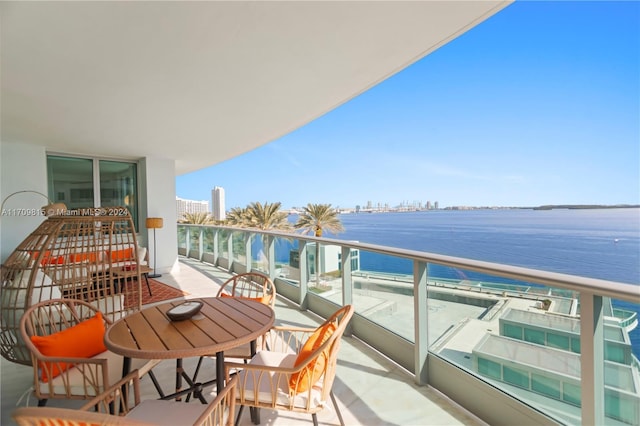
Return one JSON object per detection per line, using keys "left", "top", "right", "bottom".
{"left": 104, "top": 297, "right": 275, "bottom": 360}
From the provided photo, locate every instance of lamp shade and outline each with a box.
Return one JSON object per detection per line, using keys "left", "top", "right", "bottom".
{"left": 146, "top": 217, "right": 163, "bottom": 229}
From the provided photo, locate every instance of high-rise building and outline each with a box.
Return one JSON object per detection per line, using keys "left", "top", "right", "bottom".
{"left": 176, "top": 196, "right": 209, "bottom": 220}
{"left": 211, "top": 186, "right": 226, "bottom": 221}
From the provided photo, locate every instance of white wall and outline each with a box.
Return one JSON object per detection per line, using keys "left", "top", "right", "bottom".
{"left": 0, "top": 141, "right": 179, "bottom": 273}
{"left": 142, "top": 156, "right": 178, "bottom": 275}
{"left": 0, "top": 141, "right": 49, "bottom": 262}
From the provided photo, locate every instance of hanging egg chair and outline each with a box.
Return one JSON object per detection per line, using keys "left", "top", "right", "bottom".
{"left": 1, "top": 207, "right": 144, "bottom": 365}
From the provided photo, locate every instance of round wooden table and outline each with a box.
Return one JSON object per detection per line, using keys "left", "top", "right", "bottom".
{"left": 105, "top": 297, "right": 275, "bottom": 399}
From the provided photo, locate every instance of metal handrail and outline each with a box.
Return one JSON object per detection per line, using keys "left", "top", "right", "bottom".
{"left": 179, "top": 223, "right": 639, "bottom": 303}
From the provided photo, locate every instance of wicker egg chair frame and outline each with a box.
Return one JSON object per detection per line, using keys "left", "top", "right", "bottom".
{"left": 1, "top": 207, "right": 144, "bottom": 365}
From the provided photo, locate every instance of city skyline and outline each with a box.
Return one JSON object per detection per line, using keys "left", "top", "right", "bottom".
{"left": 175, "top": 191, "right": 637, "bottom": 216}
{"left": 175, "top": 196, "right": 208, "bottom": 219}
{"left": 176, "top": 1, "right": 639, "bottom": 211}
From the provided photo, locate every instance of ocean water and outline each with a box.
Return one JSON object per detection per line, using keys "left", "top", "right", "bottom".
{"left": 319, "top": 208, "right": 640, "bottom": 356}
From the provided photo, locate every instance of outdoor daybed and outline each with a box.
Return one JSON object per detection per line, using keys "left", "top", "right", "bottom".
{"left": 0, "top": 207, "right": 146, "bottom": 365}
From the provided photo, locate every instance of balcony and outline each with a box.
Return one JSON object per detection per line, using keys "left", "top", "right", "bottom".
{"left": 1, "top": 257, "right": 486, "bottom": 426}
{"left": 2, "top": 224, "right": 638, "bottom": 425}
{"left": 177, "top": 224, "right": 639, "bottom": 425}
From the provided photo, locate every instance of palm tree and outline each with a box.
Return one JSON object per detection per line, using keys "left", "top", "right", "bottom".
{"left": 224, "top": 203, "right": 292, "bottom": 231}
{"left": 179, "top": 211, "right": 214, "bottom": 224}
{"left": 294, "top": 203, "right": 344, "bottom": 284}
{"left": 224, "top": 207, "right": 251, "bottom": 227}
{"left": 294, "top": 203, "right": 344, "bottom": 236}
{"left": 245, "top": 201, "right": 292, "bottom": 231}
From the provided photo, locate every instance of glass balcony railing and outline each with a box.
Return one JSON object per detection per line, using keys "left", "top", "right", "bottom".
{"left": 178, "top": 224, "right": 640, "bottom": 426}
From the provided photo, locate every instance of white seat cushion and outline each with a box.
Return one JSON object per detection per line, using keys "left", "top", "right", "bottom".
{"left": 126, "top": 399, "right": 210, "bottom": 425}
{"left": 137, "top": 247, "right": 148, "bottom": 266}
{"left": 238, "top": 351, "right": 324, "bottom": 410}
{"left": 37, "top": 350, "right": 155, "bottom": 397}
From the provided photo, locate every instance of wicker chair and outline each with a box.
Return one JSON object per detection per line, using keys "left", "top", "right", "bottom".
{"left": 216, "top": 272, "right": 276, "bottom": 309}
{"left": 19, "top": 298, "right": 160, "bottom": 406}
{"left": 1, "top": 208, "right": 146, "bottom": 366}
{"left": 216, "top": 273, "right": 277, "bottom": 354}
{"left": 188, "top": 272, "right": 276, "bottom": 392}
{"left": 12, "top": 371, "right": 238, "bottom": 426}
{"left": 225, "top": 304, "right": 354, "bottom": 426}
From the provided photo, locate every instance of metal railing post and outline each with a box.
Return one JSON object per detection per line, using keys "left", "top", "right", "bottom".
{"left": 581, "top": 292, "right": 605, "bottom": 425}
{"left": 341, "top": 246, "right": 353, "bottom": 306}
{"left": 267, "top": 235, "right": 275, "bottom": 279}
{"left": 185, "top": 226, "right": 191, "bottom": 258}
{"left": 299, "top": 240, "right": 309, "bottom": 310}
{"left": 341, "top": 246, "right": 353, "bottom": 336}
{"left": 226, "top": 231, "right": 233, "bottom": 272}
{"left": 414, "top": 260, "right": 428, "bottom": 385}
{"left": 212, "top": 229, "right": 219, "bottom": 265}
{"left": 244, "top": 232, "right": 252, "bottom": 273}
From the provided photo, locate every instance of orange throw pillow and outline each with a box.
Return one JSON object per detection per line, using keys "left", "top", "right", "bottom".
{"left": 288, "top": 322, "right": 336, "bottom": 394}
{"left": 30, "top": 312, "right": 108, "bottom": 382}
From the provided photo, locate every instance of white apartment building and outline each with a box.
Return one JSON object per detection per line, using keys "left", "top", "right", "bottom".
{"left": 176, "top": 196, "right": 209, "bottom": 220}
{"left": 211, "top": 186, "right": 226, "bottom": 221}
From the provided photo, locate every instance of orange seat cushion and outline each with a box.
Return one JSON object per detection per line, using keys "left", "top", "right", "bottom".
{"left": 30, "top": 312, "right": 108, "bottom": 382}
{"left": 288, "top": 322, "right": 336, "bottom": 394}
{"left": 41, "top": 255, "right": 65, "bottom": 265}
{"left": 110, "top": 247, "right": 134, "bottom": 262}
{"left": 29, "top": 250, "right": 48, "bottom": 261}
{"left": 69, "top": 252, "right": 98, "bottom": 263}
{"left": 31, "top": 250, "right": 65, "bottom": 265}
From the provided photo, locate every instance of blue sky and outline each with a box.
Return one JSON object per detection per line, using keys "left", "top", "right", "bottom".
{"left": 176, "top": 1, "right": 639, "bottom": 211}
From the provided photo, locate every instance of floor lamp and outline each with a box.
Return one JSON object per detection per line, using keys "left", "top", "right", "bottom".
{"left": 146, "top": 217, "right": 163, "bottom": 278}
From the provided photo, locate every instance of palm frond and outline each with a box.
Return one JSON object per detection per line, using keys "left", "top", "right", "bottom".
{"left": 179, "top": 211, "right": 215, "bottom": 224}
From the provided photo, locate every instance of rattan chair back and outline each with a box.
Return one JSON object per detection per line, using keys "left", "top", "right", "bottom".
{"left": 216, "top": 272, "right": 276, "bottom": 308}
{"left": 20, "top": 298, "right": 113, "bottom": 402}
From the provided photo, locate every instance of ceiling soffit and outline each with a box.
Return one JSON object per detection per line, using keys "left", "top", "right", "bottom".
{"left": 1, "top": 1, "right": 512, "bottom": 175}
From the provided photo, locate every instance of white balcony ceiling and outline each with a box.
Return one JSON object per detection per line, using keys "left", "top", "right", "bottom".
{"left": 1, "top": 1, "right": 510, "bottom": 175}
